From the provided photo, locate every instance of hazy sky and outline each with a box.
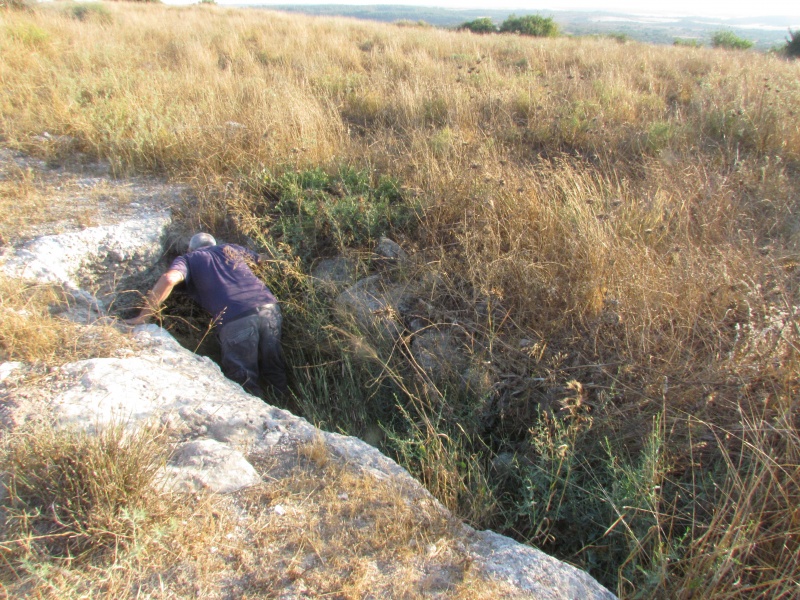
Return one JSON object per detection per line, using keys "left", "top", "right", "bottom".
{"left": 213, "top": 0, "right": 800, "bottom": 19}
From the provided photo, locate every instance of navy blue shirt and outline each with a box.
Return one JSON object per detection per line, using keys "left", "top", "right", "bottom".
{"left": 169, "top": 244, "right": 277, "bottom": 326}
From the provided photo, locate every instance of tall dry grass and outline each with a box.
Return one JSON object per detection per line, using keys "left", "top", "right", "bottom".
{"left": 0, "top": 276, "right": 129, "bottom": 364}
{"left": 1, "top": 424, "right": 514, "bottom": 598}
{"left": 1, "top": 3, "right": 799, "bottom": 596}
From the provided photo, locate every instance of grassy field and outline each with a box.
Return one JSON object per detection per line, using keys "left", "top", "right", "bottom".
{"left": 1, "top": 2, "right": 799, "bottom": 597}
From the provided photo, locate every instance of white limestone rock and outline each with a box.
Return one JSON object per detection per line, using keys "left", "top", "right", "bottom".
{"left": 0, "top": 362, "right": 24, "bottom": 383}
{"left": 1, "top": 211, "right": 171, "bottom": 290}
{"left": 162, "top": 438, "right": 260, "bottom": 494}
{"left": 467, "top": 529, "right": 617, "bottom": 600}
{"left": 49, "top": 326, "right": 419, "bottom": 487}
{"left": 52, "top": 326, "right": 302, "bottom": 448}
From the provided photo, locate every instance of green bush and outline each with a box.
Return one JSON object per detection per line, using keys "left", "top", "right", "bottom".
{"left": 251, "top": 166, "right": 419, "bottom": 264}
{"left": 500, "top": 14, "right": 559, "bottom": 38}
{"left": 514, "top": 411, "right": 691, "bottom": 592}
{"left": 674, "top": 38, "right": 702, "bottom": 47}
{"left": 711, "top": 30, "right": 753, "bottom": 50}
{"left": 5, "top": 22, "right": 48, "bottom": 46}
{"left": 68, "top": 2, "right": 112, "bottom": 23}
{"left": 394, "top": 19, "right": 431, "bottom": 28}
{"left": 458, "top": 17, "right": 497, "bottom": 34}
{"left": 605, "top": 33, "right": 629, "bottom": 44}
{"left": 786, "top": 29, "right": 800, "bottom": 58}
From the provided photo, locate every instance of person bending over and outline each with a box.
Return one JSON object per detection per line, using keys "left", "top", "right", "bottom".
{"left": 127, "top": 232, "right": 288, "bottom": 399}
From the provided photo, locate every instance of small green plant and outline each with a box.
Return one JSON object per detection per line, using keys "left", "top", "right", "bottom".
{"left": 458, "top": 18, "right": 497, "bottom": 34}
{"left": 500, "top": 14, "right": 559, "bottom": 38}
{"left": 429, "top": 127, "right": 455, "bottom": 157}
{"left": 5, "top": 22, "right": 49, "bottom": 46}
{"left": 251, "top": 166, "right": 419, "bottom": 264}
{"left": 786, "top": 29, "right": 800, "bottom": 58}
{"left": 646, "top": 121, "right": 674, "bottom": 153}
{"left": 711, "top": 30, "right": 753, "bottom": 50}
{"left": 68, "top": 2, "right": 112, "bottom": 23}
{"left": 674, "top": 37, "right": 702, "bottom": 47}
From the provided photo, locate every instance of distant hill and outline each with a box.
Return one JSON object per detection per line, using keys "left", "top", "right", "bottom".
{"left": 242, "top": 4, "right": 799, "bottom": 49}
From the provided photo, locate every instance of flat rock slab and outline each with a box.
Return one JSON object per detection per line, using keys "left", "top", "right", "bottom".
{"left": 163, "top": 438, "right": 260, "bottom": 494}
{"left": 47, "top": 325, "right": 418, "bottom": 486}
{"left": 1, "top": 212, "right": 171, "bottom": 290}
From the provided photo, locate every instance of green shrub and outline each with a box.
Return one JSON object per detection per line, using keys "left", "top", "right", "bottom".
{"left": 514, "top": 411, "right": 687, "bottom": 592}
{"left": 605, "top": 33, "right": 629, "bottom": 44}
{"left": 5, "top": 22, "right": 49, "bottom": 46}
{"left": 250, "top": 166, "right": 419, "bottom": 264}
{"left": 394, "top": 19, "right": 431, "bottom": 28}
{"left": 458, "top": 17, "right": 497, "bottom": 34}
{"left": 68, "top": 2, "right": 112, "bottom": 23}
{"left": 674, "top": 38, "right": 702, "bottom": 47}
{"left": 500, "top": 14, "right": 559, "bottom": 38}
{"left": 786, "top": 29, "right": 800, "bottom": 58}
{"left": 711, "top": 30, "right": 753, "bottom": 50}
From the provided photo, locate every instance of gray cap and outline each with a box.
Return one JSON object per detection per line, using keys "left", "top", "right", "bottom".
{"left": 188, "top": 232, "right": 216, "bottom": 251}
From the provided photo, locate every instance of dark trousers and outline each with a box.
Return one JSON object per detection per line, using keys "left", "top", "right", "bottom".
{"left": 217, "top": 304, "right": 288, "bottom": 399}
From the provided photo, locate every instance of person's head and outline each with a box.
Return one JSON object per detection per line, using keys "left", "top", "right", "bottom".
{"left": 188, "top": 232, "right": 216, "bottom": 252}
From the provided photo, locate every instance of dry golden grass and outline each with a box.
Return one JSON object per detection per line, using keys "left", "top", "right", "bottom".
{"left": 0, "top": 275, "right": 130, "bottom": 364}
{"left": 1, "top": 3, "right": 799, "bottom": 597}
{"left": 1, "top": 427, "right": 519, "bottom": 598}
{"left": 0, "top": 162, "right": 98, "bottom": 244}
{"left": 0, "top": 422, "right": 248, "bottom": 599}
{"left": 238, "top": 441, "right": 492, "bottom": 599}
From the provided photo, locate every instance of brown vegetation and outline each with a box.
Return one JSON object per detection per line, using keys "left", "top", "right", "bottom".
{"left": 1, "top": 3, "right": 798, "bottom": 597}
{"left": 1, "top": 425, "right": 515, "bottom": 598}
{"left": 0, "top": 275, "right": 129, "bottom": 364}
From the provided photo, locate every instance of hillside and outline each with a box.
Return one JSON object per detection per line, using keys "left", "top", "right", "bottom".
{"left": 262, "top": 4, "right": 800, "bottom": 49}
{"left": 1, "top": 2, "right": 799, "bottom": 597}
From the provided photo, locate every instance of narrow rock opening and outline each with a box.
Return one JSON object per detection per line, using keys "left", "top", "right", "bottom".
{"left": 97, "top": 237, "right": 224, "bottom": 364}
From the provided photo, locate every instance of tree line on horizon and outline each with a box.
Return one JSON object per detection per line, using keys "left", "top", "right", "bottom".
{"left": 458, "top": 14, "right": 559, "bottom": 38}
{"left": 458, "top": 12, "right": 800, "bottom": 56}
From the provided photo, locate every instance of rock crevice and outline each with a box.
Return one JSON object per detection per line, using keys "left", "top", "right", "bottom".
{"left": 0, "top": 152, "right": 616, "bottom": 599}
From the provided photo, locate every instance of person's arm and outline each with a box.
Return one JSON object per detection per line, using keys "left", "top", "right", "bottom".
{"left": 125, "top": 269, "right": 185, "bottom": 326}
